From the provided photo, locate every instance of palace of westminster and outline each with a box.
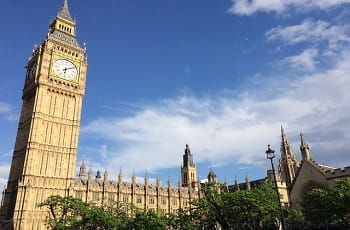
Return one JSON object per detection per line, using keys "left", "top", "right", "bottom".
{"left": 0, "top": 1, "right": 349, "bottom": 229}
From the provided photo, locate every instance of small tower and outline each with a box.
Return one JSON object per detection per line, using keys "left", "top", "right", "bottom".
{"left": 144, "top": 172, "right": 149, "bottom": 185}
{"left": 156, "top": 175, "right": 160, "bottom": 187}
{"left": 245, "top": 174, "right": 251, "bottom": 190}
{"left": 132, "top": 170, "right": 136, "bottom": 184}
{"left": 207, "top": 168, "right": 218, "bottom": 183}
{"left": 234, "top": 176, "right": 240, "bottom": 191}
{"left": 88, "top": 167, "right": 93, "bottom": 180}
{"left": 79, "top": 159, "right": 86, "bottom": 179}
{"left": 167, "top": 177, "right": 172, "bottom": 187}
{"left": 181, "top": 144, "right": 198, "bottom": 188}
{"left": 96, "top": 170, "right": 102, "bottom": 179}
{"left": 278, "top": 126, "right": 300, "bottom": 185}
{"left": 300, "top": 133, "right": 312, "bottom": 161}
{"left": 118, "top": 169, "right": 123, "bottom": 183}
{"left": 103, "top": 169, "right": 108, "bottom": 182}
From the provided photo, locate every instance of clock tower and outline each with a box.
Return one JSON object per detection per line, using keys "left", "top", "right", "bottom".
{"left": 0, "top": 1, "right": 87, "bottom": 229}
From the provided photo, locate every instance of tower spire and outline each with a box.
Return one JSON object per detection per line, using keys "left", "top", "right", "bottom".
{"left": 58, "top": 0, "right": 73, "bottom": 22}
{"left": 300, "top": 133, "right": 312, "bottom": 161}
{"left": 279, "top": 126, "right": 300, "bottom": 184}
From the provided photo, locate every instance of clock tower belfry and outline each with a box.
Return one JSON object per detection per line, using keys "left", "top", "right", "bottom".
{"left": 0, "top": 1, "right": 87, "bottom": 229}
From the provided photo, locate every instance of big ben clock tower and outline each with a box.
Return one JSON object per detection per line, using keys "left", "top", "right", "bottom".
{"left": 0, "top": 1, "right": 87, "bottom": 229}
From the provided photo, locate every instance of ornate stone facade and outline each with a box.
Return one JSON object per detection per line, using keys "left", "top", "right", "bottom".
{"left": 0, "top": 1, "right": 87, "bottom": 229}
{"left": 278, "top": 129, "right": 350, "bottom": 208}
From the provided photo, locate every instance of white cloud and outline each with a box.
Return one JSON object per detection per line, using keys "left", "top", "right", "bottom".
{"left": 283, "top": 48, "right": 319, "bottom": 71}
{"left": 0, "top": 164, "right": 10, "bottom": 201}
{"left": 228, "top": 0, "right": 350, "bottom": 16}
{"left": 266, "top": 19, "right": 350, "bottom": 49}
{"left": 82, "top": 53, "right": 350, "bottom": 176}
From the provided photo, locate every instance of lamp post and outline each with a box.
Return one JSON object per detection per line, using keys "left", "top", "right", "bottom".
{"left": 265, "top": 144, "right": 286, "bottom": 230}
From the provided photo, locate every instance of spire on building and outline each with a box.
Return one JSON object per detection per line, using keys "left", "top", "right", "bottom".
{"left": 245, "top": 174, "right": 251, "bottom": 190}
{"left": 156, "top": 175, "right": 160, "bottom": 187}
{"left": 57, "top": 0, "right": 74, "bottom": 22}
{"left": 103, "top": 169, "right": 108, "bottom": 181}
{"left": 96, "top": 170, "right": 101, "bottom": 179}
{"left": 88, "top": 167, "right": 93, "bottom": 180}
{"left": 183, "top": 144, "right": 194, "bottom": 166}
{"left": 132, "top": 170, "right": 136, "bottom": 184}
{"left": 279, "top": 126, "right": 300, "bottom": 185}
{"left": 79, "top": 159, "right": 86, "bottom": 178}
{"left": 118, "top": 168, "right": 123, "bottom": 183}
{"left": 181, "top": 143, "right": 198, "bottom": 188}
{"left": 234, "top": 176, "right": 240, "bottom": 191}
{"left": 207, "top": 167, "right": 218, "bottom": 183}
{"left": 300, "top": 133, "right": 312, "bottom": 161}
{"left": 167, "top": 177, "right": 172, "bottom": 187}
{"left": 144, "top": 171, "right": 149, "bottom": 185}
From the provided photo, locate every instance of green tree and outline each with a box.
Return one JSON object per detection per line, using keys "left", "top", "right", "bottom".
{"left": 285, "top": 209, "right": 306, "bottom": 229}
{"left": 177, "top": 182, "right": 281, "bottom": 230}
{"left": 39, "top": 195, "right": 131, "bottom": 229}
{"left": 301, "top": 178, "right": 350, "bottom": 228}
{"left": 126, "top": 208, "right": 167, "bottom": 230}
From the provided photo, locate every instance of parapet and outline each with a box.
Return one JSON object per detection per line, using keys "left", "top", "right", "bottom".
{"left": 324, "top": 166, "right": 350, "bottom": 179}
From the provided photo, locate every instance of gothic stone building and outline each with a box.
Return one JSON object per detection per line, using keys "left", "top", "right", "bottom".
{"left": 1, "top": 1, "right": 349, "bottom": 230}
{"left": 0, "top": 2, "right": 202, "bottom": 229}
{"left": 278, "top": 126, "right": 350, "bottom": 208}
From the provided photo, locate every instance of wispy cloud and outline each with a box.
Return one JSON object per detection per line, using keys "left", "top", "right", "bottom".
{"left": 266, "top": 19, "right": 350, "bottom": 72}
{"left": 282, "top": 48, "right": 319, "bottom": 71}
{"left": 82, "top": 52, "right": 350, "bottom": 177}
{"left": 228, "top": 0, "right": 350, "bottom": 16}
{"left": 266, "top": 19, "right": 350, "bottom": 50}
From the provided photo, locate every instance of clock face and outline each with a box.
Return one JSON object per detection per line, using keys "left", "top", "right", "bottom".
{"left": 27, "top": 62, "right": 37, "bottom": 79}
{"left": 53, "top": 59, "right": 78, "bottom": 80}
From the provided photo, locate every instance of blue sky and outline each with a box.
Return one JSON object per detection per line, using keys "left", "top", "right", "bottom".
{"left": 1, "top": 0, "right": 350, "bottom": 191}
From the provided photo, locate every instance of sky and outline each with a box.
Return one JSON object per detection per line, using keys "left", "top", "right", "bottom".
{"left": 1, "top": 0, "right": 350, "bottom": 193}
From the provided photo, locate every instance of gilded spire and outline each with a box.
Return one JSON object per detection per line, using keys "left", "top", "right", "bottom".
{"left": 58, "top": 0, "right": 73, "bottom": 22}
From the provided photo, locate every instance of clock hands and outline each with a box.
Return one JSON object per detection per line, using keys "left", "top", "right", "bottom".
{"left": 63, "top": 66, "right": 75, "bottom": 73}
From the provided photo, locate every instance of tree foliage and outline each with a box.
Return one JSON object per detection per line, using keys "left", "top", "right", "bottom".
{"left": 301, "top": 178, "right": 350, "bottom": 228}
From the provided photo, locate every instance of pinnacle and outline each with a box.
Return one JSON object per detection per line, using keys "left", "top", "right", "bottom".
{"left": 57, "top": 0, "right": 73, "bottom": 22}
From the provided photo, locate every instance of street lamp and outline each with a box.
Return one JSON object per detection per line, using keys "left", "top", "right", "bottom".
{"left": 265, "top": 144, "right": 286, "bottom": 230}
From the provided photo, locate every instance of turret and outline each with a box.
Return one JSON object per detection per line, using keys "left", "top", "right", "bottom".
{"left": 300, "top": 133, "right": 312, "bottom": 161}
{"left": 103, "top": 169, "right": 108, "bottom": 182}
{"left": 88, "top": 167, "right": 93, "bottom": 180}
{"left": 96, "top": 170, "right": 101, "bottom": 179}
{"left": 156, "top": 175, "right": 160, "bottom": 187}
{"left": 144, "top": 172, "right": 149, "bottom": 185}
{"left": 79, "top": 159, "right": 86, "bottom": 179}
{"left": 234, "top": 176, "right": 240, "bottom": 191}
{"left": 181, "top": 144, "right": 198, "bottom": 188}
{"left": 132, "top": 170, "right": 136, "bottom": 184}
{"left": 207, "top": 168, "right": 218, "bottom": 183}
{"left": 118, "top": 169, "right": 123, "bottom": 183}
{"left": 245, "top": 174, "right": 251, "bottom": 190}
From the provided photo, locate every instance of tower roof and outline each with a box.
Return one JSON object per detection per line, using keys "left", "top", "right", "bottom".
{"left": 57, "top": 0, "right": 73, "bottom": 22}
